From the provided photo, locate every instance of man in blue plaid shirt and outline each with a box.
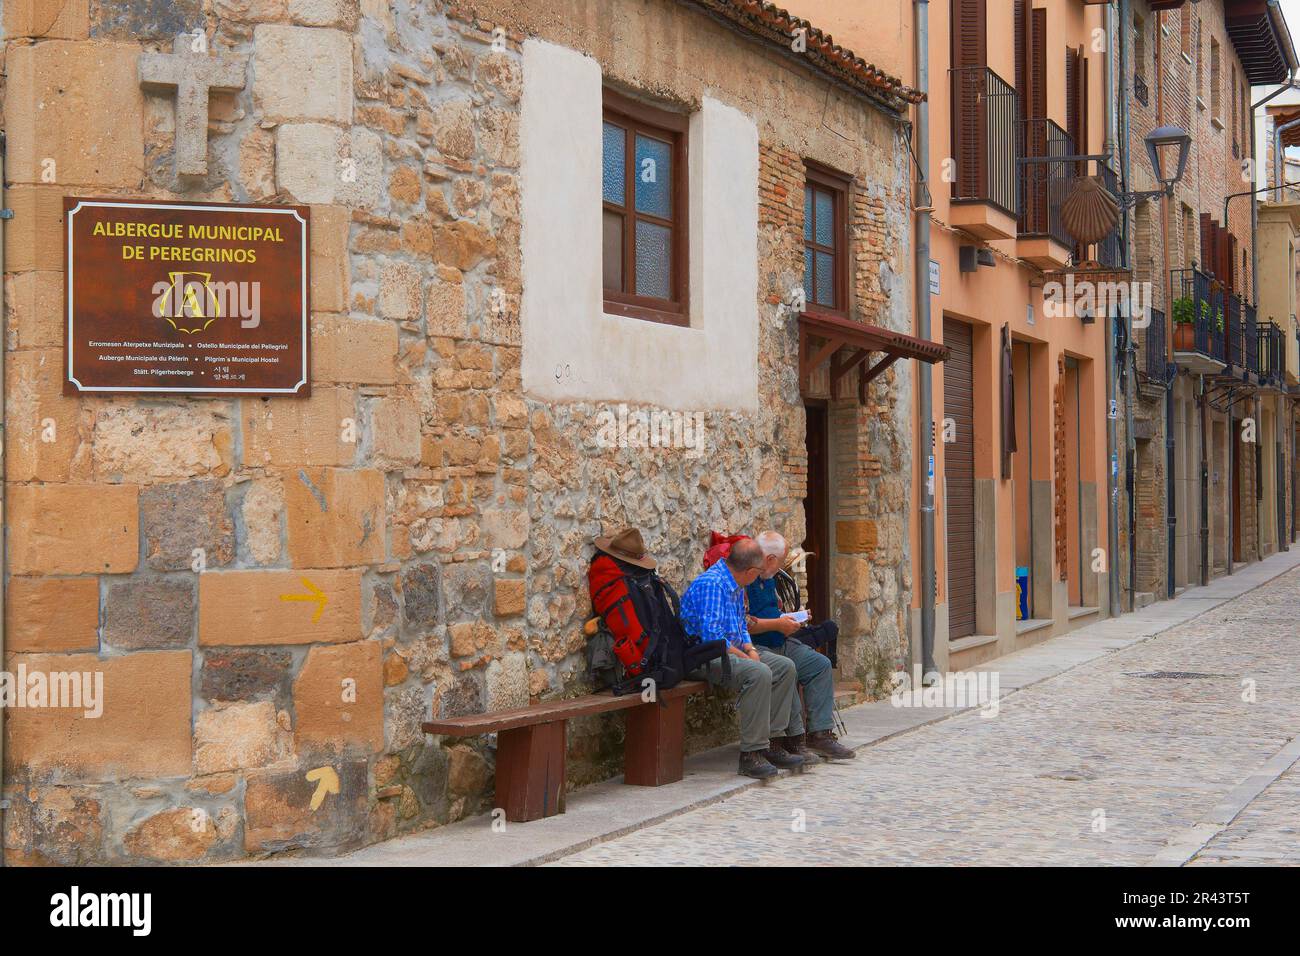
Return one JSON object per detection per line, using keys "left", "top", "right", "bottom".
{"left": 681, "top": 538, "right": 802, "bottom": 778}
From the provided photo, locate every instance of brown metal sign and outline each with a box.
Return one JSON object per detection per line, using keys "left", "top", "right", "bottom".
{"left": 64, "top": 197, "right": 311, "bottom": 396}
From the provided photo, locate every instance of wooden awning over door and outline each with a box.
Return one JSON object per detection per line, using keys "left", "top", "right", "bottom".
{"left": 798, "top": 311, "right": 947, "bottom": 402}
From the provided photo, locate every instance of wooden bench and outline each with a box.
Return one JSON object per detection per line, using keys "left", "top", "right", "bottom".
{"left": 422, "top": 680, "right": 709, "bottom": 822}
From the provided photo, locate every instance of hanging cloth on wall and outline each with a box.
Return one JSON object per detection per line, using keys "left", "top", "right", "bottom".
{"left": 1054, "top": 355, "right": 1069, "bottom": 581}
{"left": 1001, "top": 323, "right": 1018, "bottom": 480}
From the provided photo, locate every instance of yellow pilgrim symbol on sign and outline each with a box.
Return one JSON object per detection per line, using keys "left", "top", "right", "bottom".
{"left": 151, "top": 270, "right": 222, "bottom": 334}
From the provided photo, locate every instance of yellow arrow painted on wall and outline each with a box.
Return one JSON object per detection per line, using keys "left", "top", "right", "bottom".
{"left": 306, "top": 766, "right": 340, "bottom": 811}
{"left": 280, "top": 576, "right": 328, "bottom": 623}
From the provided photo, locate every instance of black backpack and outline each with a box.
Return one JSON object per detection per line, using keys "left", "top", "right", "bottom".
{"left": 587, "top": 555, "right": 729, "bottom": 697}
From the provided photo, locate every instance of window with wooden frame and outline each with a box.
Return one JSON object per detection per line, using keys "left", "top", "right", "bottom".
{"left": 601, "top": 90, "right": 689, "bottom": 326}
{"left": 1196, "top": 18, "right": 1203, "bottom": 103}
{"left": 1231, "top": 63, "right": 1239, "bottom": 152}
{"left": 802, "top": 162, "right": 851, "bottom": 317}
{"left": 1210, "top": 37, "right": 1222, "bottom": 121}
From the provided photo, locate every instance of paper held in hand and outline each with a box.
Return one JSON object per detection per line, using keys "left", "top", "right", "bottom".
{"left": 781, "top": 609, "right": 810, "bottom": 624}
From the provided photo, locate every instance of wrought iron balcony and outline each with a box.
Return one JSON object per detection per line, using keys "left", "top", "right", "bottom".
{"left": 1258, "top": 321, "right": 1286, "bottom": 388}
{"left": 1016, "top": 129, "right": 1126, "bottom": 269}
{"left": 1093, "top": 162, "right": 1126, "bottom": 270}
{"left": 951, "top": 66, "right": 1020, "bottom": 218}
{"left": 1018, "top": 118, "right": 1074, "bottom": 249}
{"left": 1224, "top": 293, "right": 1244, "bottom": 372}
{"left": 1145, "top": 306, "right": 1168, "bottom": 382}
{"left": 1282, "top": 321, "right": 1292, "bottom": 383}
{"left": 1244, "top": 301, "right": 1259, "bottom": 377}
{"left": 1171, "top": 268, "right": 1226, "bottom": 372}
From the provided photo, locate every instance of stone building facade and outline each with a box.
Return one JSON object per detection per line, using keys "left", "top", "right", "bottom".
{"left": 1123, "top": 0, "right": 1294, "bottom": 603}
{"left": 0, "top": 0, "right": 921, "bottom": 862}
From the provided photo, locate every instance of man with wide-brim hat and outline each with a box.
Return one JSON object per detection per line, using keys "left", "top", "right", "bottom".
{"left": 593, "top": 528, "right": 657, "bottom": 570}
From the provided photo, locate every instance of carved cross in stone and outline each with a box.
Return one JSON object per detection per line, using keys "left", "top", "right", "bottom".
{"left": 139, "top": 34, "right": 248, "bottom": 178}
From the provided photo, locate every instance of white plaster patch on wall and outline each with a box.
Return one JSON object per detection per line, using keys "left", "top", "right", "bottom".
{"left": 520, "top": 39, "right": 759, "bottom": 411}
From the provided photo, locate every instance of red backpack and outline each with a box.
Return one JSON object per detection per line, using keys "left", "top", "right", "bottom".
{"left": 586, "top": 553, "right": 728, "bottom": 696}
{"left": 588, "top": 553, "right": 658, "bottom": 680}
{"left": 702, "top": 531, "right": 749, "bottom": 569}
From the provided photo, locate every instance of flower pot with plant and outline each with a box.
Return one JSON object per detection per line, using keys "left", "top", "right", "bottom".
{"left": 1172, "top": 295, "right": 1196, "bottom": 351}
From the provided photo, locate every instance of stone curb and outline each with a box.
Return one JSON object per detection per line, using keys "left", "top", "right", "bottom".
{"left": 1149, "top": 733, "right": 1300, "bottom": 866}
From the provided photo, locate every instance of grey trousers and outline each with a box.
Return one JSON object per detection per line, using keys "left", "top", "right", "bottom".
{"left": 763, "top": 637, "right": 835, "bottom": 736}
{"left": 698, "top": 647, "right": 798, "bottom": 752}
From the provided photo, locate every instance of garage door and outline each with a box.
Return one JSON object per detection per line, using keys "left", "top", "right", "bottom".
{"left": 944, "top": 318, "right": 976, "bottom": 639}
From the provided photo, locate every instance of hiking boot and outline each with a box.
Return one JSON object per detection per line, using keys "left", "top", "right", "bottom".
{"left": 739, "top": 750, "right": 779, "bottom": 779}
{"left": 780, "top": 733, "right": 824, "bottom": 765}
{"left": 761, "top": 745, "right": 804, "bottom": 770}
{"left": 806, "top": 729, "right": 855, "bottom": 760}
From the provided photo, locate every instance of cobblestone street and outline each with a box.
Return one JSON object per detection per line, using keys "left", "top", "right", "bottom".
{"left": 553, "top": 567, "right": 1300, "bottom": 867}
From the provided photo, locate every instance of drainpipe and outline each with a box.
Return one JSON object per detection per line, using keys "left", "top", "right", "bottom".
{"left": 1119, "top": 0, "right": 1139, "bottom": 610}
{"left": 1200, "top": 374, "right": 1210, "bottom": 585}
{"left": 914, "top": 0, "right": 937, "bottom": 681}
{"left": 1256, "top": 392, "right": 1263, "bottom": 563}
{"left": 1154, "top": 5, "right": 1177, "bottom": 601}
{"left": 1166, "top": 365, "right": 1176, "bottom": 595}
{"left": 1253, "top": 101, "right": 1262, "bottom": 565}
{"left": 1104, "top": 0, "right": 1122, "bottom": 618}
{"left": 1, "top": 131, "right": 8, "bottom": 865}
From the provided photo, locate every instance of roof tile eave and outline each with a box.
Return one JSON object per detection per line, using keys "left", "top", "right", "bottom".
{"left": 682, "top": 0, "right": 926, "bottom": 110}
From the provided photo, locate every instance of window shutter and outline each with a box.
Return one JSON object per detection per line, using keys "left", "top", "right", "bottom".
{"left": 1030, "top": 8, "right": 1047, "bottom": 120}
{"left": 1066, "top": 49, "right": 1078, "bottom": 141}
{"left": 1065, "top": 47, "right": 1089, "bottom": 154}
{"left": 1222, "top": 230, "right": 1232, "bottom": 293}
{"left": 952, "top": 0, "right": 988, "bottom": 200}
{"left": 1200, "top": 212, "right": 1213, "bottom": 269}
{"left": 1014, "top": 1, "right": 1027, "bottom": 117}
{"left": 1209, "top": 223, "right": 1218, "bottom": 283}
{"left": 953, "top": 0, "right": 987, "bottom": 69}
{"left": 1021, "top": 7, "right": 1048, "bottom": 229}
{"left": 1080, "top": 52, "right": 1089, "bottom": 155}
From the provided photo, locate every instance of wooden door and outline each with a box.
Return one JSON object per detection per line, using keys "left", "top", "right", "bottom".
{"left": 944, "top": 319, "right": 977, "bottom": 638}
{"left": 802, "top": 402, "right": 831, "bottom": 623}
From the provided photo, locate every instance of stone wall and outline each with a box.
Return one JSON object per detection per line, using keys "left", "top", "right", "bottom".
{"left": 1, "top": 0, "right": 912, "bottom": 863}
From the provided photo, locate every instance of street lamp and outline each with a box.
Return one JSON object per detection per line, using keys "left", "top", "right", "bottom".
{"left": 1145, "top": 125, "right": 1192, "bottom": 193}
{"left": 1106, "top": 125, "right": 1190, "bottom": 211}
